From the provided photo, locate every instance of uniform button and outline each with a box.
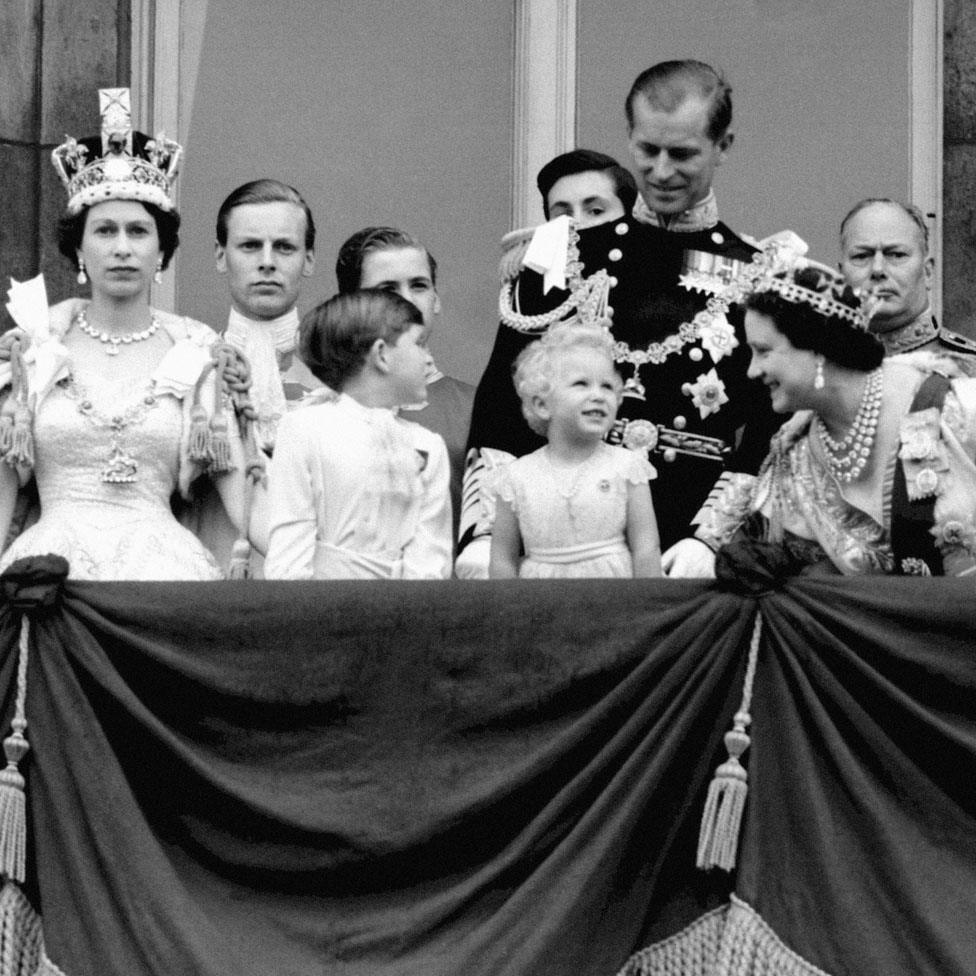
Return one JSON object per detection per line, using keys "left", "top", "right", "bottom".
{"left": 608, "top": 248, "right": 623, "bottom": 262}
{"left": 673, "top": 416, "right": 687, "bottom": 430}
{"left": 711, "top": 231, "right": 724, "bottom": 245}
{"left": 663, "top": 448, "right": 677, "bottom": 463}
{"left": 608, "top": 276, "right": 618, "bottom": 287}
{"left": 689, "top": 347, "right": 704, "bottom": 362}
{"left": 615, "top": 222, "right": 628, "bottom": 235}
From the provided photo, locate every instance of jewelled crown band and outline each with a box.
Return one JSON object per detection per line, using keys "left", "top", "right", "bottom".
{"left": 51, "top": 88, "right": 183, "bottom": 215}
{"left": 681, "top": 232, "right": 879, "bottom": 332}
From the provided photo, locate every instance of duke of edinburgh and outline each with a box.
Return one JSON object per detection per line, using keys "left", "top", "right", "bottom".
{"left": 458, "top": 60, "right": 781, "bottom": 576}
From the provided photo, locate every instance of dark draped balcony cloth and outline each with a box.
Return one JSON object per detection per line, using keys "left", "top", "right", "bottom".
{"left": 0, "top": 576, "right": 973, "bottom": 976}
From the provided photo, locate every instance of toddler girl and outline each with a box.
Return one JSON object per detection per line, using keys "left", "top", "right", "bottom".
{"left": 489, "top": 324, "right": 662, "bottom": 578}
{"left": 264, "top": 289, "right": 452, "bottom": 579}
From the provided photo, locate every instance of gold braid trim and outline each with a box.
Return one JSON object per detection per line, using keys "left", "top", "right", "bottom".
{"left": 498, "top": 221, "right": 594, "bottom": 334}
{"left": 616, "top": 895, "right": 833, "bottom": 976}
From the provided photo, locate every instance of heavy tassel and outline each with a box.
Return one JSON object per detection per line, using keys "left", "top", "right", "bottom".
{"left": 6, "top": 405, "right": 34, "bottom": 469}
{"left": 696, "top": 719, "right": 750, "bottom": 871}
{"left": 186, "top": 402, "right": 212, "bottom": 463}
{"left": 0, "top": 724, "right": 28, "bottom": 884}
{"left": 208, "top": 417, "right": 231, "bottom": 472}
{"left": 204, "top": 348, "right": 237, "bottom": 474}
{"left": 0, "top": 412, "right": 13, "bottom": 456}
{"left": 207, "top": 414, "right": 233, "bottom": 473}
{"left": 696, "top": 613, "right": 762, "bottom": 872}
{"left": 3, "top": 344, "right": 33, "bottom": 470}
{"left": 227, "top": 538, "right": 251, "bottom": 579}
{"left": 0, "top": 618, "right": 32, "bottom": 886}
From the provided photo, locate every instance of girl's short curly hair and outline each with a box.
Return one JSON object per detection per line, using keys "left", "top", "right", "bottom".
{"left": 512, "top": 323, "right": 622, "bottom": 435}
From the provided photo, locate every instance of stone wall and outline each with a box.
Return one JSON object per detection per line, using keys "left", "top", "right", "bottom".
{"left": 0, "top": 0, "right": 129, "bottom": 329}
{"left": 944, "top": 0, "right": 976, "bottom": 335}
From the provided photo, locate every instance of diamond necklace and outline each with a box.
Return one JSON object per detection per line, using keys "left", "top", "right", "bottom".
{"left": 814, "top": 367, "right": 884, "bottom": 483}
{"left": 76, "top": 307, "right": 160, "bottom": 355}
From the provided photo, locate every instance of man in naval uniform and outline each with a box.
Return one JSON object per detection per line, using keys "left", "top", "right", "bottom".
{"left": 839, "top": 198, "right": 976, "bottom": 375}
{"left": 458, "top": 59, "right": 779, "bottom": 577}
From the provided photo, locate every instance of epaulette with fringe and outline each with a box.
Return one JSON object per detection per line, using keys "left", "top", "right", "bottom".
{"left": 498, "top": 226, "right": 537, "bottom": 283}
{"left": 497, "top": 220, "right": 616, "bottom": 335}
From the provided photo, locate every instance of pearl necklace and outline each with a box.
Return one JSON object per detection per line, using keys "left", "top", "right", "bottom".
{"left": 76, "top": 308, "right": 160, "bottom": 355}
{"left": 815, "top": 367, "right": 884, "bottom": 483}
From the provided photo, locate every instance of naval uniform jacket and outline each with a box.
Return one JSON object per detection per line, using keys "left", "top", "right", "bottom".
{"left": 467, "top": 215, "right": 781, "bottom": 551}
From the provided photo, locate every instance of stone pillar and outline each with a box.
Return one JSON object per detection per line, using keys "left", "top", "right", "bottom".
{"left": 944, "top": 0, "right": 976, "bottom": 335}
{"left": 0, "top": 0, "right": 130, "bottom": 330}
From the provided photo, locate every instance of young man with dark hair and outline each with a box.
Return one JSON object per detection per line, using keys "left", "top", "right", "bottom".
{"left": 536, "top": 149, "right": 638, "bottom": 227}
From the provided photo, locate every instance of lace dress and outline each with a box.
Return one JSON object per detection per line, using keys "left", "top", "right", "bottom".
{"left": 0, "top": 313, "right": 226, "bottom": 581}
{"left": 492, "top": 443, "right": 656, "bottom": 578}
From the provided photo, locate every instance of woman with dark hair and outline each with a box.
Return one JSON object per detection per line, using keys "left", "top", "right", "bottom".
{"left": 682, "top": 260, "right": 976, "bottom": 576}
{"left": 0, "top": 89, "right": 249, "bottom": 579}
{"left": 57, "top": 199, "right": 182, "bottom": 277}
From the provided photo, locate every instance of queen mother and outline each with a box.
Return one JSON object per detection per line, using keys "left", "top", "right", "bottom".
{"left": 672, "top": 245, "right": 976, "bottom": 577}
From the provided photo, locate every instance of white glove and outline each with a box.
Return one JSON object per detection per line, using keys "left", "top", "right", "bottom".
{"left": 663, "top": 537, "right": 716, "bottom": 578}
{"left": 454, "top": 535, "right": 491, "bottom": 580}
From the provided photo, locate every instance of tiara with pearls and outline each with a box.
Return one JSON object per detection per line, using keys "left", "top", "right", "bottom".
{"left": 51, "top": 89, "right": 183, "bottom": 215}
{"left": 681, "top": 231, "right": 879, "bottom": 331}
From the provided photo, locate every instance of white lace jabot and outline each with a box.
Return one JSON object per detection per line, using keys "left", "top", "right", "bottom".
{"left": 224, "top": 307, "right": 299, "bottom": 451}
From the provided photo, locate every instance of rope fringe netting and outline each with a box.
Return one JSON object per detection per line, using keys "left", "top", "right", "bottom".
{"left": 0, "top": 882, "right": 65, "bottom": 976}
{"left": 616, "top": 896, "right": 833, "bottom": 976}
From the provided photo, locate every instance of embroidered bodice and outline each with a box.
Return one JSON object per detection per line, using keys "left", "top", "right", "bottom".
{"left": 37, "top": 377, "right": 180, "bottom": 516}
{"left": 0, "top": 310, "right": 225, "bottom": 580}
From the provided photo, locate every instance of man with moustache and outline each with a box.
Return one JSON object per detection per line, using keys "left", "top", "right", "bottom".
{"left": 839, "top": 198, "right": 976, "bottom": 374}
{"left": 460, "top": 60, "right": 777, "bottom": 577}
